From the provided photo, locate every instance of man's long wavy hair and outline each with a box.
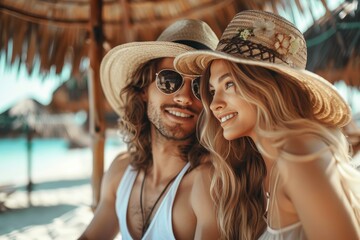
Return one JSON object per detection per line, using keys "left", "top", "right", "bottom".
{"left": 199, "top": 60, "right": 360, "bottom": 239}
{"left": 118, "top": 58, "right": 206, "bottom": 170}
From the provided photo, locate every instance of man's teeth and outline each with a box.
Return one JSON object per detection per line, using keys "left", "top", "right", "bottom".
{"left": 168, "top": 110, "right": 191, "bottom": 118}
{"left": 220, "top": 113, "right": 236, "bottom": 123}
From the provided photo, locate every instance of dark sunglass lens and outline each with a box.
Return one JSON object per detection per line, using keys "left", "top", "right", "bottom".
{"left": 156, "top": 70, "right": 183, "bottom": 94}
{"left": 192, "top": 77, "right": 201, "bottom": 100}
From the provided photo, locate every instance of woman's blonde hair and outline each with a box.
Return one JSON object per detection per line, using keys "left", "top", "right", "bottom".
{"left": 199, "top": 60, "right": 360, "bottom": 239}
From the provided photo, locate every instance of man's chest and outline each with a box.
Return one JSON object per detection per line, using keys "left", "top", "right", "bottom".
{"left": 125, "top": 180, "right": 171, "bottom": 239}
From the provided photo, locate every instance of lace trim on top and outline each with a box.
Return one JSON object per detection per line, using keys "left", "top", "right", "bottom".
{"left": 266, "top": 221, "right": 302, "bottom": 234}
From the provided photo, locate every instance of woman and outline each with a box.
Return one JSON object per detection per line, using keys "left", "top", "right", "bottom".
{"left": 174, "top": 10, "right": 360, "bottom": 240}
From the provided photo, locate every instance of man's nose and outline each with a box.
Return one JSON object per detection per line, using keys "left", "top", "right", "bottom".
{"left": 173, "top": 79, "right": 193, "bottom": 105}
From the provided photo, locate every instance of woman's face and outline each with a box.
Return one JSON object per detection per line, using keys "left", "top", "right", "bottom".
{"left": 208, "top": 59, "right": 257, "bottom": 140}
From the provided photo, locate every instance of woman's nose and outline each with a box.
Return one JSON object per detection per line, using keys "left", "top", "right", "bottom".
{"left": 210, "top": 92, "right": 225, "bottom": 113}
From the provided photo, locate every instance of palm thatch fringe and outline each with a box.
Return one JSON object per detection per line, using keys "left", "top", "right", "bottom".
{"left": 0, "top": 13, "right": 11, "bottom": 64}
{"left": 0, "top": 0, "right": 333, "bottom": 80}
{"left": 26, "top": 25, "right": 38, "bottom": 75}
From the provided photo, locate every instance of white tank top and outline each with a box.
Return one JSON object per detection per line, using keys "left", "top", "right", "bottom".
{"left": 259, "top": 165, "right": 307, "bottom": 240}
{"left": 258, "top": 222, "right": 307, "bottom": 240}
{"left": 116, "top": 162, "right": 191, "bottom": 240}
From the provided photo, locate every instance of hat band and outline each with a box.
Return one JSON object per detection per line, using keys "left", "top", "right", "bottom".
{"left": 218, "top": 35, "right": 291, "bottom": 67}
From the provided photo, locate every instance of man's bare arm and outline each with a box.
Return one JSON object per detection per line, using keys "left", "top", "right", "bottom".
{"left": 78, "top": 153, "right": 130, "bottom": 240}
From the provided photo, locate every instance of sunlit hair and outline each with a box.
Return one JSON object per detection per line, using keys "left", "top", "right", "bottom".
{"left": 199, "top": 60, "right": 360, "bottom": 239}
{"left": 118, "top": 58, "right": 206, "bottom": 170}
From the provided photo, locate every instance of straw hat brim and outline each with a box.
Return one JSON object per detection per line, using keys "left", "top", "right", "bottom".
{"left": 100, "top": 42, "right": 194, "bottom": 116}
{"left": 174, "top": 50, "right": 351, "bottom": 127}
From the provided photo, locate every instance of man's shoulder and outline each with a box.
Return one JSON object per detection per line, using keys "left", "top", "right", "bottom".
{"left": 104, "top": 151, "right": 133, "bottom": 187}
{"left": 108, "top": 152, "right": 133, "bottom": 172}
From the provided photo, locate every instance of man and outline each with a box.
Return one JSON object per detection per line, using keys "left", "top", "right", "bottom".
{"left": 79, "top": 19, "right": 219, "bottom": 240}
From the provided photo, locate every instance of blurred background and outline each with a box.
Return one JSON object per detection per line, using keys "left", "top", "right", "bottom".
{"left": 0, "top": 0, "right": 359, "bottom": 239}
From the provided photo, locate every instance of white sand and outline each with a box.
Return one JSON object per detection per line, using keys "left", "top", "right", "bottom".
{"left": 0, "top": 183, "right": 93, "bottom": 239}
{"left": 0, "top": 135, "right": 126, "bottom": 239}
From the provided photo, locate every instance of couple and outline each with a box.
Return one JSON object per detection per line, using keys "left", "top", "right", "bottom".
{"left": 80, "top": 10, "right": 360, "bottom": 240}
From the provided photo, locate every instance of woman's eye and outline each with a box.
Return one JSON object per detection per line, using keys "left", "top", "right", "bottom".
{"left": 209, "top": 89, "right": 215, "bottom": 96}
{"left": 225, "top": 81, "right": 234, "bottom": 89}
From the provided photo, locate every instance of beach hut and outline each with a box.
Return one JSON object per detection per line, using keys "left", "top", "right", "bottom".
{"left": 0, "top": 0, "right": 353, "bottom": 209}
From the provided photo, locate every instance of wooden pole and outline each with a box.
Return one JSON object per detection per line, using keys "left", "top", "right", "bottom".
{"left": 88, "top": 0, "right": 104, "bottom": 210}
{"left": 25, "top": 123, "right": 33, "bottom": 207}
{"left": 120, "top": 0, "right": 134, "bottom": 42}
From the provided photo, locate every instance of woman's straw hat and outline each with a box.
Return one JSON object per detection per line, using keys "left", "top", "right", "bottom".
{"left": 100, "top": 19, "right": 218, "bottom": 117}
{"left": 174, "top": 10, "right": 351, "bottom": 127}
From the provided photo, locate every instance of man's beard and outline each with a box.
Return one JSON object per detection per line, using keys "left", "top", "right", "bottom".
{"left": 147, "top": 102, "right": 196, "bottom": 141}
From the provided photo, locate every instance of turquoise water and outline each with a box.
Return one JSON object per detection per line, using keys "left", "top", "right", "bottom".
{"left": 0, "top": 137, "right": 126, "bottom": 186}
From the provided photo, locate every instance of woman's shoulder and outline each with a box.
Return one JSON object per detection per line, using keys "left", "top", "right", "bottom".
{"left": 277, "top": 133, "right": 334, "bottom": 165}
{"left": 189, "top": 161, "right": 213, "bottom": 179}
{"left": 275, "top": 134, "right": 337, "bottom": 185}
{"left": 282, "top": 134, "right": 329, "bottom": 156}
{"left": 180, "top": 161, "right": 213, "bottom": 192}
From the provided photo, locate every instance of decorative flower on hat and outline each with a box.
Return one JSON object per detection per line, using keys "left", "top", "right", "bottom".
{"left": 274, "top": 33, "right": 303, "bottom": 56}
{"left": 288, "top": 36, "right": 302, "bottom": 54}
{"left": 253, "top": 19, "right": 275, "bottom": 37}
{"left": 274, "top": 33, "right": 291, "bottom": 55}
{"left": 238, "top": 29, "right": 252, "bottom": 40}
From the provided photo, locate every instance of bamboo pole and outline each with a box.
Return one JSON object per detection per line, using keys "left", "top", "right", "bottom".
{"left": 25, "top": 123, "right": 33, "bottom": 207}
{"left": 88, "top": 0, "right": 104, "bottom": 210}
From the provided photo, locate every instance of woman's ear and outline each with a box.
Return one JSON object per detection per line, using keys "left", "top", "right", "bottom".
{"left": 141, "top": 88, "right": 148, "bottom": 102}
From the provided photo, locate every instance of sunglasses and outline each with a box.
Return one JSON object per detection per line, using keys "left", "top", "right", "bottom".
{"left": 155, "top": 69, "right": 201, "bottom": 100}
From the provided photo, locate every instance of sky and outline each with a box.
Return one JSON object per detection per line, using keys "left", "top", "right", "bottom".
{"left": 0, "top": 53, "right": 70, "bottom": 113}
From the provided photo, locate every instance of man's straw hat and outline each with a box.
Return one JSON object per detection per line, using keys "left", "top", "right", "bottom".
{"left": 174, "top": 10, "right": 351, "bottom": 127}
{"left": 100, "top": 19, "right": 218, "bottom": 116}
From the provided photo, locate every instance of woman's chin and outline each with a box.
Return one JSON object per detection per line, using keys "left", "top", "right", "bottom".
{"left": 223, "top": 133, "right": 237, "bottom": 141}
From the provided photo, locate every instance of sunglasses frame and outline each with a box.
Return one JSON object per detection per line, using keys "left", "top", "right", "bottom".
{"left": 155, "top": 69, "right": 202, "bottom": 100}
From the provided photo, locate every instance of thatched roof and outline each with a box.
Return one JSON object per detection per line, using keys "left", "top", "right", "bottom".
{"left": 304, "top": 1, "right": 360, "bottom": 88}
{"left": 0, "top": 0, "right": 332, "bottom": 80}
